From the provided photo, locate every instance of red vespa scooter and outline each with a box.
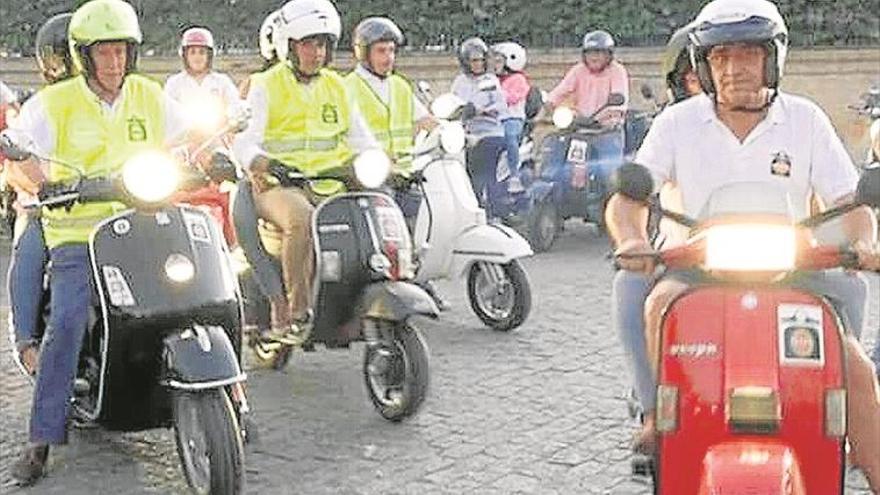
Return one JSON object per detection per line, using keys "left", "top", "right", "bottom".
{"left": 616, "top": 163, "right": 880, "bottom": 494}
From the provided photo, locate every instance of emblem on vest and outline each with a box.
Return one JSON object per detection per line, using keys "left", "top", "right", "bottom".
{"left": 770, "top": 151, "right": 791, "bottom": 177}
{"left": 321, "top": 104, "right": 339, "bottom": 124}
{"left": 127, "top": 117, "right": 147, "bottom": 142}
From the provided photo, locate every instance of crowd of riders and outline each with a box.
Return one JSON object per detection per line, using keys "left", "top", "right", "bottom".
{"left": 1, "top": 0, "right": 879, "bottom": 490}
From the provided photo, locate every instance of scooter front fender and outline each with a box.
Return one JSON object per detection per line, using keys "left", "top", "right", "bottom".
{"left": 451, "top": 224, "right": 533, "bottom": 277}
{"left": 697, "top": 442, "right": 808, "bottom": 495}
{"left": 163, "top": 325, "right": 245, "bottom": 390}
{"left": 359, "top": 281, "right": 440, "bottom": 321}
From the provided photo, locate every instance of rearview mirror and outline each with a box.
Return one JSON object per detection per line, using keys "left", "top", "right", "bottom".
{"left": 430, "top": 93, "right": 466, "bottom": 120}
{"left": 856, "top": 164, "right": 880, "bottom": 208}
{"left": 640, "top": 84, "right": 655, "bottom": 101}
{"left": 610, "top": 162, "right": 654, "bottom": 202}
{"left": 606, "top": 92, "right": 626, "bottom": 106}
{"left": 417, "top": 80, "right": 432, "bottom": 95}
{"left": 0, "top": 131, "right": 33, "bottom": 161}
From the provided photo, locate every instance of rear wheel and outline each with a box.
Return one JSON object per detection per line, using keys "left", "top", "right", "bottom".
{"left": 363, "top": 322, "right": 430, "bottom": 421}
{"left": 528, "top": 202, "right": 559, "bottom": 252}
{"left": 172, "top": 389, "right": 244, "bottom": 495}
{"left": 467, "top": 260, "right": 532, "bottom": 331}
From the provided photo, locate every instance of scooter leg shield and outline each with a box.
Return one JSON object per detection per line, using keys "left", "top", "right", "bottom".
{"left": 358, "top": 282, "right": 439, "bottom": 321}
{"left": 451, "top": 224, "right": 533, "bottom": 277}
{"left": 163, "top": 325, "right": 245, "bottom": 388}
{"left": 697, "top": 442, "right": 807, "bottom": 494}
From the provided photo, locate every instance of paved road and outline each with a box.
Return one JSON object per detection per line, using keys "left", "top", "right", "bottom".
{"left": 1, "top": 224, "right": 876, "bottom": 494}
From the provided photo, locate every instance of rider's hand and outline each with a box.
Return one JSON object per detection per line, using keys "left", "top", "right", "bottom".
{"left": 852, "top": 240, "right": 880, "bottom": 272}
{"left": 614, "top": 238, "right": 656, "bottom": 275}
{"left": 5, "top": 157, "right": 45, "bottom": 196}
{"left": 415, "top": 116, "right": 439, "bottom": 133}
{"left": 247, "top": 155, "right": 272, "bottom": 194}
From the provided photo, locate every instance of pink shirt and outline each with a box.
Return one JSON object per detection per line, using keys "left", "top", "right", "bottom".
{"left": 499, "top": 73, "right": 530, "bottom": 120}
{"left": 547, "top": 60, "right": 629, "bottom": 119}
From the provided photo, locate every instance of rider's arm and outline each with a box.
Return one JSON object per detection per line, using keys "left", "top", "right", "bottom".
{"left": 545, "top": 64, "right": 579, "bottom": 110}
{"left": 3, "top": 93, "right": 53, "bottom": 195}
{"left": 807, "top": 101, "right": 875, "bottom": 245}
{"left": 232, "top": 84, "right": 270, "bottom": 170}
{"left": 412, "top": 95, "right": 437, "bottom": 132}
{"left": 599, "top": 62, "right": 629, "bottom": 126}
{"left": 346, "top": 102, "right": 381, "bottom": 154}
{"left": 218, "top": 73, "right": 243, "bottom": 110}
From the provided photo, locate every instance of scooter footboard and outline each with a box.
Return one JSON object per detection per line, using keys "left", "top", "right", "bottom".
{"left": 699, "top": 442, "right": 807, "bottom": 494}
{"left": 163, "top": 325, "right": 245, "bottom": 389}
{"left": 358, "top": 282, "right": 439, "bottom": 321}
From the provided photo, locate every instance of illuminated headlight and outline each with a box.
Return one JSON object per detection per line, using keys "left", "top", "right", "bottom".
{"left": 656, "top": 384, "right": 679, "bottom": 433}
{"left": 825, "top": 389, "right": 846, "bottom": 438}
{"left": 165, "top": 253, "right": 195, "bottom": 283}
{"left": 122, "top": 151, "right": 180, "bottom": 203}
{"left": 552, "top": 107, "right": 575, "bottom": 129}
{"left": 440, "top": 122, "right": 466, "bottom": 154}
{"left": 704, "top": 224, "right": 796, "bottom": 271}
{"left": 354, "top": 149, "right": 391, "bottom": 189}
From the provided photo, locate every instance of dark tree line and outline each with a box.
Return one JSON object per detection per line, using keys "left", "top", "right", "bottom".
{"left": 1, "top": 0, "right": 878, "bottom": 55}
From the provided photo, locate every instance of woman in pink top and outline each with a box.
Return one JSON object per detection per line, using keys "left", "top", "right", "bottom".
{"left": 493, "top": 42, "right": 530, "bottom": 182}
{"left": 546, "top": 30, "right": 629, "bottom": 179}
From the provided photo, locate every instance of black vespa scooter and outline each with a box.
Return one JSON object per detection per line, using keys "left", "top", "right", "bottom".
{"left": 2, "top": 136, "right": 248, "bottom": 495}
{"left": 242, "top": 150, "right": 438, "bottom": 421}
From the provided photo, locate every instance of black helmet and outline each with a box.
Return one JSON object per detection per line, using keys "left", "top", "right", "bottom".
{"left": 458, "top": 37, "right": 489, "bottom": 74}
{"left": 688, "top": 0, "right": 789, "bottom": 95}
{"left": 353, "top": 17, "right": 404, "bottom": 63}
{"left": 35, "top": 13, "right": 75, "bottom": 84}
{"left": 581, "top": 30, "right": 615, "bottom": 54}
{"left": 662, "top": 22, "right": 696, "bottom": 104}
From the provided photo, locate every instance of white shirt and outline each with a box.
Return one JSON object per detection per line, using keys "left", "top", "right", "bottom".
{"left": 0, "top": 80, "right": 17, "bottom": 105}
{"left": 233, "top": 69, "right": 379, "bottom": 169}
{"left": 353, "top": 65, "right": 431, "bottom": 123}
{"left": 635, "top": 92, "right": 858, "bottom": 221}
{"left": 164, "top": 70, "right": 240, "bottom": 110}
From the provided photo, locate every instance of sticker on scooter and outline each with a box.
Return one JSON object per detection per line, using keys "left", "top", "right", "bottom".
{"left": 567, "top": 139, "right": 588, "bottom": 164}
{"left": 376, "top": 207, "right": 404, "bottom": 241}
{"left": 183, "top": 211, "right": 211, "bottom": 244}
{"left": 777, "top": 303, "right": 824, "bottom": 366}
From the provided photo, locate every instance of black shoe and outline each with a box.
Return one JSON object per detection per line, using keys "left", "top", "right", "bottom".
{"left": 12, "top": 444, "right": 48, "bottom": 486}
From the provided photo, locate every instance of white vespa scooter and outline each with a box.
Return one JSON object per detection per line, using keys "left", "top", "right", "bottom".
{"left": 407, "top": 89, "right": 533, "bottom": 331}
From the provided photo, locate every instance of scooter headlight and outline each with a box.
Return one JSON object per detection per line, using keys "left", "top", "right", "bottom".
{"left": 703, "top": 224, "right": 796, "bottom": 271}
{"left": 354, "top": 149, "right": 391, "bottom": 189}
{"left": 552, "top": 107, "right": 575, "bottom": 129}
{"left": 122, "top": 151, "right": 180, "bottom": 204}
{"left": 165, "top": 253, "right": 195, "bottom": 283}
{"left": 439, "top": 122, "right": 466, "bottom": 154}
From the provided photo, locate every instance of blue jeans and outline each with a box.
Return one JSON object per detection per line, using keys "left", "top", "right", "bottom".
{"left": 466, "top": 136, "right": 506, "bottom": 218}
{"left": 614, "top": 268, "right": 869, "bottom": 413}
{"left": 232, "top": 180, "right": 284, "bottom": 299}
{"left": 7, "top": 214, "right": 48, "bottom": 350}
{"left": 502, "top": 118, "right": 524, "bottom": 172}
{"left": 30, "top": 245, "right": 93, "bottom": 444}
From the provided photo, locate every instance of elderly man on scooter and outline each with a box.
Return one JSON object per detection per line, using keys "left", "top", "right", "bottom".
{"left": 605, "top": 0, "right": 880, "bottom": 490}
{"left": 545, "top": 29, "right": 629, "bottom": 177}
{"left": 232, "top": 0, "right": 380, "bottom": 344}
{"left": 3, "top": 0, "right": 191, "bottom": 485}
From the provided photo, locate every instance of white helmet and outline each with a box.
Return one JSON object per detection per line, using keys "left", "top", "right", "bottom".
{"left": 689, "top": 0, "right": 789, "bottom": 94}
{"left": 274, "top": 0, "right": 342, "bottom": 63}
{"left": 259, "top": 10, "right": 282, "bottom": 62}
{"left": 492, "top": 41, "right": 527, "bottom": 72}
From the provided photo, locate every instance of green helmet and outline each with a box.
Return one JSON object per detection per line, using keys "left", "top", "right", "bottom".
{"left": 69, "top": 0, "right": 143, "bottom": 75}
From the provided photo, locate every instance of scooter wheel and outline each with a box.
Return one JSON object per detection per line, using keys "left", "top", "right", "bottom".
{"left": 363, "top": 322, "right": 430, "bottom": 422}
{"left": 467, "top": 260, "right": 532, "bottom": 331}
{"left": 528, "top": 202, "right": 559, "bottom": 253}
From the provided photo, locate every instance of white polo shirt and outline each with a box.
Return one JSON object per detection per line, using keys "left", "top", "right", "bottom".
{"left": 636, "top": 92, "right": 858, "bottom": 221}
{"left": 164, "top": 70, "right": 240, "bottom": 109}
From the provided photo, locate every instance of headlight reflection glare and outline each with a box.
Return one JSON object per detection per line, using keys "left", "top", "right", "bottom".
{"left": 704, "top": 224, "right": 796, "bottom": 271}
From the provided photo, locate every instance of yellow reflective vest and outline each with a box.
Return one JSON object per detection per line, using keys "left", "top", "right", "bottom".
{"left": 251, "top": 62, "right": 353, "bottom": 179}
{"left": 41, "top": 74, "right": 165, "bottom": 248}
{"left": 344, "top": 71, "right": 414, "bottom": 164}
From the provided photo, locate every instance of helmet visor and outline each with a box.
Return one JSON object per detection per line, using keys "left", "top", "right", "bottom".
{"left": 691, "top": 16, "right": 782, "bottom": 49}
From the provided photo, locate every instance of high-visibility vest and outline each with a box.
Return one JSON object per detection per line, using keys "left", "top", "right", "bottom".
{"left": 41, "top": 74, "right": 165, "bottom": 248}
{"left": 344, "top": 71, "right": 414, "bottom": 163}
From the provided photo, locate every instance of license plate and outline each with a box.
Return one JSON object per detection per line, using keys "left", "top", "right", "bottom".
{"left": 567, "top": 139, "right": 588, "bottom": 164}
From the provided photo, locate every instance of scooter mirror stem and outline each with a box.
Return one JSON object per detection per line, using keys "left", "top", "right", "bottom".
{"left": 0, "top": 132, "right": 32, "bottom": 161}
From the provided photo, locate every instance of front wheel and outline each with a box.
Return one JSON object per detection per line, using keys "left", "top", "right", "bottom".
{"left": 172, "top": 389, "right": 244, "bottom": 495}
{"left": 363, "top": 322, "right": 430, "bottom": 422}
{"left": 467, "top": 260, "right": 532, "bottom": 331}
{"left": 528, "top": 202, "right": 559, "bottom": 253}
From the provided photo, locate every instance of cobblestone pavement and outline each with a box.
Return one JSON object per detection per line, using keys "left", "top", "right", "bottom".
{"left": 1, "top": 224, "right": 876, "bottom": 494}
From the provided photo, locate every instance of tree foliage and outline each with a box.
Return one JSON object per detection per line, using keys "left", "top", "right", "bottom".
{"left": 1, "top": 0, "right": 877, "bottom": 55}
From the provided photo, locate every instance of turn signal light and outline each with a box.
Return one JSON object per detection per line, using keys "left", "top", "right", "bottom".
{"left": 656, "top": 385, "right": 679, "bottom": 433}
{"left": 825, "top": 389, "right": 847, "bottom": 438}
